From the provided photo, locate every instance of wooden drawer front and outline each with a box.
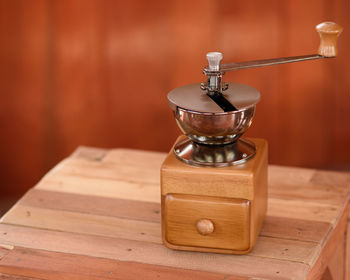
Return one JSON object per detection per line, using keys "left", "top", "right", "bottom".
{"left": 164, "top": 194, "right": 250, "bottom": 251}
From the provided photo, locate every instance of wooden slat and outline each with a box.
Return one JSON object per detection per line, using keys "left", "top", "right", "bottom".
{"left": 267, "top": 198, "right": 341, "bottom": 224}
{"left": 0, "top": 273, "right": 45, "bottom": 280}
{"left": 35, "top": 156, "right": 161, "bottom": 202}
{"left": 0, "top": 205, "right": 161, "bottom": 244}
{"left": 49, "top": 156, "right": 161, "bottom": 185}
{"left": 268, "top": 182, "right": 349, "bottom": 205}
{"left": 268, "top": 165, "right": 316, "bottom": 185}
{"left": 0, "top": 224, "right": 309, "bottom": 279}
{"left": 19, "top": 189, "right": 161, "bottom": 223}
{"left": 102, "top": 148, "right": 166, "bottom": 167}
{"left": 261, "top": 216, "right": 332, "bottom": 243}
{"left": 310, "top": 170, "right": 350, "bottom": 189}
{"left": 36, "top": 173, "right": 160, "bottom": 203}
{"left": 0, "top": 247, "right": 247, "bottom": 280}
{"left": 70, "top": 146, "right": 107, "bottom": 161}
{"left": 252, "top": 236, "right": 320, "bottom": 264}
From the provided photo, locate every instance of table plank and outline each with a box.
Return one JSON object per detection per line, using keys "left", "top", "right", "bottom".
{"left": 267, "top": 198, "right": 341, "bottom": 224}
{"left": 0, "top": 224, "right": 309, "bottom": 279}
{"left": 268, "top": 165, "right": 316, "bottom": 185}
{"left": 1, "top": 205, "right": 161, "bottom": 244}
{"left": 261, "top": 216, "right": 331, "bottom": 243}
{"left": 36, "top": 173, "right": 160, "bottom": 203}
{"left": 0, "top": 247, "right": 247, "bottom": 280}
{"left": 19, "top": 189, "right": 161, "bottom": 223}
{"left": 268, "top": 182, "right": 349, "bottom": 205}
{"left": 0, "top": 274, "right": 45, "bottom": 280}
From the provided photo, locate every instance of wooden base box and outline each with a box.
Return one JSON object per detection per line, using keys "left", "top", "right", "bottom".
{"left": 161, "top": 136, "right": 268, "bottom": 254}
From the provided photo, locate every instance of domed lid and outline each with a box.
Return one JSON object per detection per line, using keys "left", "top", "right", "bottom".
{"left": 168, "top": 82, "right": 260, "bottom": 113}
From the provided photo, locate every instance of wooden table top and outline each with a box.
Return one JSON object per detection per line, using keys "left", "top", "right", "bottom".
{"left": 0, "top": 147, "right": 350, "bottom": 279}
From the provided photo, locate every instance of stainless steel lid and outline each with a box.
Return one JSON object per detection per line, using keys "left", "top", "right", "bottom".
{"left": 168, "top": 82, "right": 260, "bottom": 113}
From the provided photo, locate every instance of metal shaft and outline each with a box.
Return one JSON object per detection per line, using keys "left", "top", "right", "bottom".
{"left": 204, "top": 54, "right": 328, "bottom": 75}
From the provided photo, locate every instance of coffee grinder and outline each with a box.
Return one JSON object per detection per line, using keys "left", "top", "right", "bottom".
{"left": 161, "top": 22, "right": 342, "bottom": 254}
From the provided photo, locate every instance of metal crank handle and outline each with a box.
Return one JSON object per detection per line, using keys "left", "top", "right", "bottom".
{"left": 203, "top": 22, "right": 343, "bottom": 75}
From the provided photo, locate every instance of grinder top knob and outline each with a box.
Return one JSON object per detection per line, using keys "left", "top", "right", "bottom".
{"left": 206, "top": 52, "right": 223, "bottom": 71}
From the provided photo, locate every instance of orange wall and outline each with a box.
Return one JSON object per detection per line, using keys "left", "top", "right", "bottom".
{"left": 1, "top": 0, "right": 350, "bottom": 196}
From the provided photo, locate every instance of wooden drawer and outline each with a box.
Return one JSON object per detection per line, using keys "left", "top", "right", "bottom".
{"left": 164, "top": 194, "right": 250, "bottom": 251}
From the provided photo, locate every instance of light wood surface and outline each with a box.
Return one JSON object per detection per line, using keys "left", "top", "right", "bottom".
{"left": 0, "top": 146, "right": 349, "bottom": 279}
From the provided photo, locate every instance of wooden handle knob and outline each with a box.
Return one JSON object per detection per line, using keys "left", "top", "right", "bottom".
{"left": 316, "top": 22, "right": 343, "bottom": 57}
{"left": 196, "top": 219, "right": 214, "bottom": 235}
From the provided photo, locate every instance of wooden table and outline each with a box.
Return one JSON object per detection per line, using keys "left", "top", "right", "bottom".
{"left": 0, "top": 147, "right": 349, "bottom": 279}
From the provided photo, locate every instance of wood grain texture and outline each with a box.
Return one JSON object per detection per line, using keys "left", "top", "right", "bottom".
{"left": 0, "top": 247, "right": 247, "bottom": 280}
{"left": 0, "top": 205, "right": 161, "bottom": 244}
{"left": 267, "top": 198, "right": 341, "bottom": 224}
{"left": 261, "top": 216, "right": 332, "bottom": 243}
{"left": 161, "top": 137, "right": 268, "bottom": 254}
{"left": 164, "top": 194, "right": 250, "bottom": 251}
{"left": 0, "top": 147, "right": 349, "bottom": 279}
{"left": 0, "top": 274, "right": 45, "bottom": 280}
{"left": 0, "top": 224, "right": 310, "bottom": 279}
{"left": 19, "top": 189, "right": 161, "bottom": 223}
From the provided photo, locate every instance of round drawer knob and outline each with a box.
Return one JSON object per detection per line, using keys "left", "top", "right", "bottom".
{"left": 196, "top": 219, "right": 214, "bottom": 235}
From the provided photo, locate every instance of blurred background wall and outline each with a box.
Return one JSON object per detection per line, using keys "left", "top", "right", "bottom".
{"left": 0, "top": 0, "right": 349, "bottom": 200}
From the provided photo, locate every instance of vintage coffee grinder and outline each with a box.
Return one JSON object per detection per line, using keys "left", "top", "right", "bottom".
{"left": 161, "top": 22, "right": 342, "bottom": 254}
